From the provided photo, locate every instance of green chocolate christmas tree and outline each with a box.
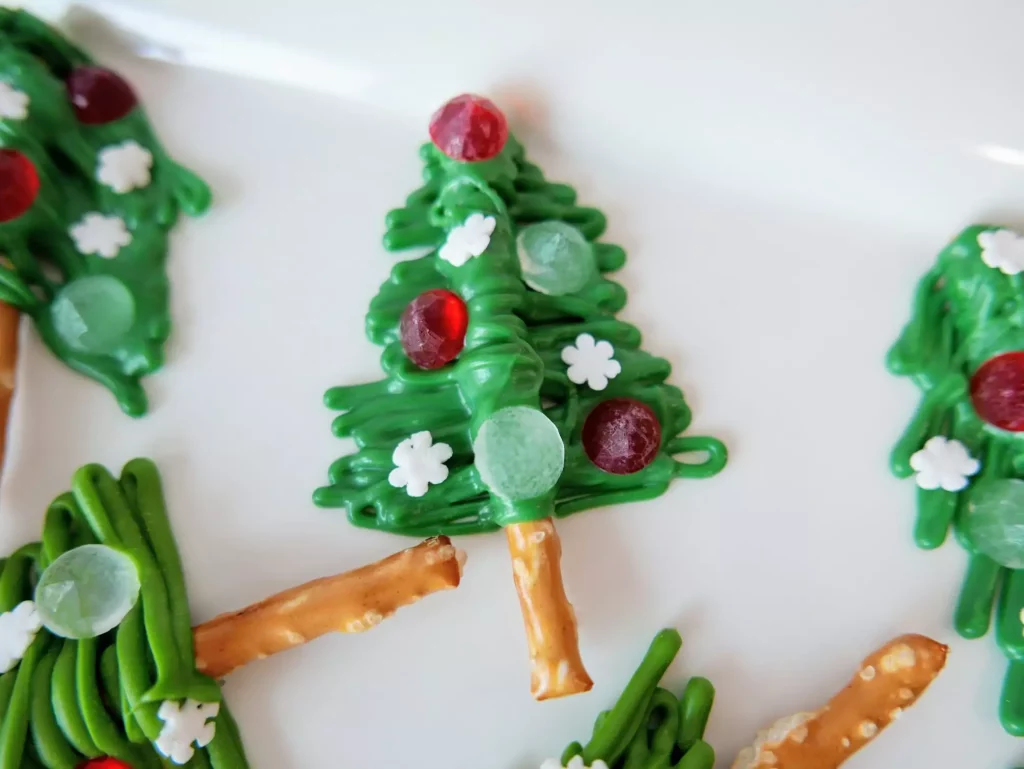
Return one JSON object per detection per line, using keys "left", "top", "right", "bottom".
{"left": 0, "top": 459, "right": 462, "bottom": 769}
{"left": 539, "top": 629, "right": 716, "bottom": 769}
{"left": 0, "top": 459, "right": 248, "bottom": 769}
{"left": 889, "top": 225, "right": 1024, "bottom": 735}
{"left": 315, "top": 94, "right": 726, "bottom": 699}
{"left": 0, "top": 9, "right": 210, "bottom": 416}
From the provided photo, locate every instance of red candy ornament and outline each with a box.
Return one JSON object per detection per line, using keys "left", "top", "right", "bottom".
{"left": 0, "top": 149, "right": 39, "bottom": 223}
{"left": 970, "top": 351, "right": 1024, "bottom": 432}
{"left": 582, "top": 398, "right": 662, "bottom": 474}
{"left": 400, "top": 289, "right": 469, "bottom": 369}
{"left": 429, "top": 94, "right": 508, "bottom": 163}
{"left": 77, "top": 759, "right": 134, "bottom": 769}
{"left": 66, "top": 66, "right": 137, "bottom": 125}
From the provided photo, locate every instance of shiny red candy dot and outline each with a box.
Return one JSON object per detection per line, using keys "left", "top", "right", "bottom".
{"left": 428, "top": 94, "right": 508, "bottom": 163}
{"left": 0, "top": 150, "right": 39, "bottom": 223}
{"left": 77, "top": 758, "right": 134, "bottom": 769}
{"left": 400, "top": 289, "right": 469, "bottom": 369}
{"left": 66, "top": 66, "right": 137, "bottom": 125}
{"left": 582, "top": 398, "right": 662, "bottom": 474}
{"left": 971, "top": 352, "right": 1024, "bottom": 432}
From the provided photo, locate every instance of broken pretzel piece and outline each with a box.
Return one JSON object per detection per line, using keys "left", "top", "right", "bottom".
{"left": 733, "top": 633, "right": 947, "bottom": 769}
{"left": 193, "top": 535, "right": 464, "bottom": 679}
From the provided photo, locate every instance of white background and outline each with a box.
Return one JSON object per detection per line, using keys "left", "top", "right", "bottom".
{"left": 4, "top": 1, "right": 1024, "bottom": 767}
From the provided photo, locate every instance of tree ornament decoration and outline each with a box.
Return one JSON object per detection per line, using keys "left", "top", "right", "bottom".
{"left": 429, "top": 93, "right": 508, "bottom": 162}
{"left": 517, "top": 220, "right": 598, "bottom": 296}
{"left": 888, "top": 223, "right": 1024, "bottom": 735}
{"left": 541, "top": 630, "right": 717, "bottom": 769}
{"left": 315, "top": 94, "right": 727, "bottom": 699}
{"left": 66, "top": 66, "right": 137, "bottom": 125}
{"left": 582, "top": 398, "right": 662, "bottom": 474}
{"left": 0, "top": 459, "right": 463, "bottom": 769}
{"left": 0, "top": 9, "right": 212, "bottom": 416}
{"left": 399, "top": 288, "right": 468, "bottom": 369}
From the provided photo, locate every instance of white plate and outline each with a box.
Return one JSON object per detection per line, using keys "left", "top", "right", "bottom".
{"left": 4, "top": 1, "right": 1023, "bottom": 767}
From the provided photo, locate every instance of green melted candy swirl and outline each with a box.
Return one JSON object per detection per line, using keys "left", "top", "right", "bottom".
{"left": 0, "top": 459, "right": 248, "bottom": 769}
{"left": 315, "top": 136, "right": 726, "bottom": 535}
{"left": 0, "top": 10, "right": 210, "bottom": 417}
{"left": 551, "top": 629, "right": 716, "bottom": 769}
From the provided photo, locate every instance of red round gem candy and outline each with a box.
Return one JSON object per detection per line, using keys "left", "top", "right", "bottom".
{"left": 0, "top": 149, "right": 39, "bottom": 223}
{"left": 428, "top": 94, "right": 508, "bottom": 163}
{"left": 400, "top": 289, "right": 469, "bottom": 369}
{"left": 971, "top": 351, "right": 1024, "bottom": 432}
{"left": 66, "top": 66, "right": 137, "bottom": 125}
{"left": 77, "top": 759, "right": 134, "bottom": 769}
{"left": 582, "top": 398, "right": 662, "bottom": 474}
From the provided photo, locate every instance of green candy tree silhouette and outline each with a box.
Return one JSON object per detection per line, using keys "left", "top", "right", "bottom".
{"left": 316, "top": 94, "right": 726, "bottom": 699}
{"left": 889, "top": 224, "right": 1024, "bottom": 736}
{"left": 0, "top": 9, "right": 209, "bottom": 416}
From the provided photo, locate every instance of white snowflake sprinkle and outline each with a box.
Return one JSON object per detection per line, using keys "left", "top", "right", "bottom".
{"left": 0, "top": 601, "right": 41, "bottom": 673}
{"left": 909, "top": 436, "right": 980, "bottom": 492}
{"left": 978, "top": 228, "right": 1024, "bottom": 276}
{"left": 540, "top": 757, "right": 609, "bottom": 769}
{"left": 561, "top": 333, "right": 621, "bottom": 391}
{"left": 155, "top": 698, "right": 220, "bottom": 765}
{"left": 96, "top": 140, "right": 153, "bottom": 193}
{"left": 0, "top": 82, "right": 29, "bottom": 120}
{"left": 388, "top": 430, "right": 453, "bottom": 497}
{"left": 69, "top": 213, "right": 131, "bottom": 258}
{"left": 439, "top": 213, "right": 495, "bottom": 267}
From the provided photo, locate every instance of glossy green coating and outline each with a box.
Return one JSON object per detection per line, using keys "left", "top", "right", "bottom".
{"left": 888, "top": 223, "right": 1024, "bottom": 735}
{"left": 0, "top": 459, "right": 249, "bottom": 769}
{"left": 551, "top": 629, "right": 715, "bottom": 769}
{"left": 315, "top": 133, "right": 726, "bottom": 533}
{"left": 0, "top": 10, "right": 210, "bottom": 416}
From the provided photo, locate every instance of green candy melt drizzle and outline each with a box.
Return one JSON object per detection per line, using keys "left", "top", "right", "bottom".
{"left": 0, "top": 459, "right": 249, "bottom": 769}
{"left": 314, "top": 132, "right": 726, "bottom": 534}
{"left": 889, "top": 224, "right": 1024, "bottom": 736}
{"left": 552, "top": 629, "right": 715, "bottom": 769}
{"left": 0, "top": 10, "right": 210, "bottom": 416}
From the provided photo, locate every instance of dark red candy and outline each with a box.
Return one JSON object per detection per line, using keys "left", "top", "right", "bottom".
{"left": 77, "top": 759, "right": 134, "bottom": 769}
{"left": 971, "top": 352, "right": 1024, "bottom": 432}
{"left": 582, "top": 398, "right": 662, "bottom": 474}
{"left": 66, "top": 66, "right": 137, "bottom": 125}
{"left": 400, "top": 289, "right": 469, "bottom": 369}
{"left": 428, "top": 94, "right": 508, "bottom": 163}
{"left": 0, "top": 149, "right": 39, "bottom": 223}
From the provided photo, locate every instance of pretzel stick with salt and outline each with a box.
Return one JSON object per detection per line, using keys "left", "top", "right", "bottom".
{"left": 507, "top": 518, "right": 593, "bottom": 700}
{"left": 193, "top": 536, "right": 464, "bottom": 679}
{"left": 0, "top": 301, "right": 18, "bottom": 478}
{"left": 733, "top": 634, "right": 947, "bottom": 769}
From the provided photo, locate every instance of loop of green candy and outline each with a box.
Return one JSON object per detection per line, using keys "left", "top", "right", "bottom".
{"left": 0, "top": 459, "right": 248, "bottom": 769}
{"left": 314, "top": 135, "right": 727, "bottom": 534}
{"left": 888, "top": 224, "right": 1024, "bottom": 736}
{"left": 554, "top": 629, "right": 715, "bottom": 769}
{"left": 0, "top": 10, "right": 210, "bottom": 416}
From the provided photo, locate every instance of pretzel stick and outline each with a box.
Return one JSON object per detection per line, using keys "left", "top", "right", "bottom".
{"left": 732, "top": 634, "right": 948, "bottom": 769}
{"left": 507, "top": 518, "right": 593, "bottom": 700}
{"left": 192, "top": 536, "right": 464, "bottom": 679}
{"left": 0, "top": 301, "right": 18, "bottom": 478}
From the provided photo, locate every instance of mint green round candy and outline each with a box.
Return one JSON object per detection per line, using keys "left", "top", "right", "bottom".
{"left": 474, "top": 406, "right": 564, "bottom": 500}
{"left": 34, "top": 544, "right": 140, "bottom": 639}
{"left": 517, "top": 221, "right": 597, "bottom": 295}
{"left": 51, "top": 275, "right": 135, "bottom": 353}
{"left": 963, "top": 479, "right": 1024, "bottom": 568}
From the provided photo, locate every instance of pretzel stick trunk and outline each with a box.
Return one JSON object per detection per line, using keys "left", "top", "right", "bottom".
{"left": 733, "top": 634, "right": 948, "bottom": 769}
{"left": 0, "top": 301, "right": 18, "bottom": 478}
{"left": 507, "top": 518, "right": 593, "bottom": 700}
{"left": 192, "top": 536, "right": 463, "bottom": 679}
